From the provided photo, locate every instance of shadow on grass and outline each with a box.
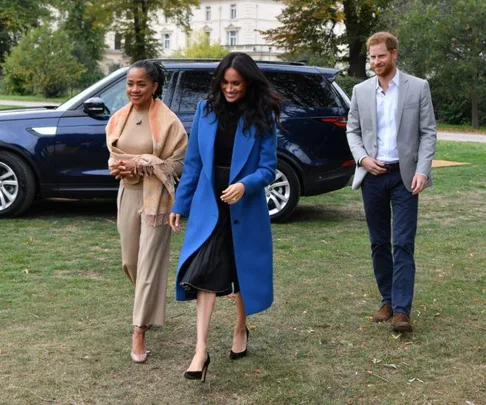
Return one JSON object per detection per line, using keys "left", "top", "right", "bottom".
{"left": 282, "top": 203, "right": 362, "bottom": 224}
{"left": 24, "top": 198, "right": 117, "bottom": 218}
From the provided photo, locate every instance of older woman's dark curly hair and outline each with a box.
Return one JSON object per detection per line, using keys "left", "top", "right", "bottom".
{"left": 128, "top": 60, "right": 168, "bottom": 100}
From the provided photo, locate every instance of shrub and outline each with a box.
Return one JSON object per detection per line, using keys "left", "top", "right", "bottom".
{"left": 335, "top": 75, "right": 364, "bottom": 97}
{"left": 172, "top": 31, "right": 228, "bottom": 59}
{"left": 2, "top": 26, "right": 85, "bottom": 98}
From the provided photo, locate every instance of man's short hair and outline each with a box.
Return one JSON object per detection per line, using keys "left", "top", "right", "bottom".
{"left": 367, "top": 32, "right": 399, "bottom": 52}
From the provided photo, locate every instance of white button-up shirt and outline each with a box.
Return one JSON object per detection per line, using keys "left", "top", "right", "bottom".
{"left": 375, "top": 70, "right": 400, "bottom": 163}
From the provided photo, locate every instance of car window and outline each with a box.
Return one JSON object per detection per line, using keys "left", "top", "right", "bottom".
{"left": 178, "top": 70, "right": 213, "bottom": 113}
{"left": 264, "top": 71, "right": 340, "bottom": 108}
{"left": 100, "top": 71, "right": 174, "bottom": 115}
{"left": 57, "top": 68, "right": 128, "bottom": 111}
{"left": 100, "top": 80, "right": 128, "bottom": 114}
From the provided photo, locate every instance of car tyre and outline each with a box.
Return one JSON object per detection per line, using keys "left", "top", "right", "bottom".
{"left": 267, "top": 159, "right": 300, "bottom": 222}
{"left": 0, "top": 151, "right": 36, "bottom": 218}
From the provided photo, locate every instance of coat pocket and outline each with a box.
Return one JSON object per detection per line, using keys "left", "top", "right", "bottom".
{"left": 404, "top": 101, "right": 418, "bottom": 110}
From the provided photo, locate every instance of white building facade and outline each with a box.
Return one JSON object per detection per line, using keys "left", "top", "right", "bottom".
{"left": 102, "top": 0, "right": 285, "bottom": 73}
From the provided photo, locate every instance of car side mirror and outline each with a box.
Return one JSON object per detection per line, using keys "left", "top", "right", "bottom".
{"left": 83, "top": 97, "right": 110, "bottom": 116}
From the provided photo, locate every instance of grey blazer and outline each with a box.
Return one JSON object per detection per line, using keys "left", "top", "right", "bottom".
{"left": 346, "top": 72, "right": 437, "bottom": 192}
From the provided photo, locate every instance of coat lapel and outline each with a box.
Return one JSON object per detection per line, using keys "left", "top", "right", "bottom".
{"left": 396, "top": 72, "right": 409, "bottom": 135}
{"left": 370, "top": 77, "right": 378, "bottom": 137}
{"left": 230, "top": 118, "right": 256, "bottom": 183}
{"left": 199, "top": 110, "right": 218, "bottom": 185}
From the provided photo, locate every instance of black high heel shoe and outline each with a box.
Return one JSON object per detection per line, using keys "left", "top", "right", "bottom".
{"left": 184, "top": 352, "right": 211, "bottom": 383}
{"left": 229, "top": 326, "right": 249, "bottom": 360}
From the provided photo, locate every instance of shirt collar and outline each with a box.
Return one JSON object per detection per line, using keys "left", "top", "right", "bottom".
{"left": 375, "top": 69, "right": 400, "bottom": 91}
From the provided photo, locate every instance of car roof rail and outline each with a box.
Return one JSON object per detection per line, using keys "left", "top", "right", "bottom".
{"left": 149, "top": 58, "right": 307, "bottom": 66}
{"left": 253, "top": 60, "right": 307, "bottom": 66}
{"left": 151, "top": 58, "right": 220, "bottom": 63}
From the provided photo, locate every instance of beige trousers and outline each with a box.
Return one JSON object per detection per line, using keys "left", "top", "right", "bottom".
{"left": 117, "top": 185, "right": 172, "bottom": 326}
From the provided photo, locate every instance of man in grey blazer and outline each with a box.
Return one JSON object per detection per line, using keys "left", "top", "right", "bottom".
{"left": 346, "top": 32, "right": 436, "bottom": 333}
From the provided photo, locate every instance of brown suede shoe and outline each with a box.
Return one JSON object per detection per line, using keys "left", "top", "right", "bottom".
{"left": 391, "top": 313, "right": 413, "bottom": 333}
{"left": 372, "top": 304, "right": 393, "bottom": 322}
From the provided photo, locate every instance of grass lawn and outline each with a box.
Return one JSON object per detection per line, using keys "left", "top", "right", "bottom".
{"left": 0, "top": 93, "right": 67, "bottom": 103}
{"left": 0, "top": 141, "right": 485, "bottom": 404}
{"left": 437, "top": 122, "right": 486, "bottom": 134}
{"left": 0, "top": 105, "right": 23, "bottom": 110}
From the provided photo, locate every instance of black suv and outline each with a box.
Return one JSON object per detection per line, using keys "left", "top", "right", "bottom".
{"left": 0, "top": 60, "right": 354, "bottom": 220}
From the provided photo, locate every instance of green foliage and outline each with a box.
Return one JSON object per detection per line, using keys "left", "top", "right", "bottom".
{"left": 264, "top": 0, "right": 392, "bottom": 78}
{"left": 57, "top": 0, "right": 106, "bottom": 87}
{"left": 263, "top": 0, "right": 342, "bottom": 60}
{"left": 0, "top": 0, "right": 50, "bottom": 66}
{"left": 102, "top": 0, "right": 198, "bottom": 62}
{"left": 335, "top": 74, "right": 363, "bottom": 97}
{"left": 172, "top": 31, "right": 228, "bottom": 59}
{"left": 108, "top": 62, "right": 126, "bottom": 74}
{"left": 2, "top": 26, "right": 85, "bottom": 97}
{"left": 390, "top": 0, "right": 486, "bottom": 128}
{"left": 280, "top": 49, "right": 336, "bottom": 68}
{"left": 429, "top": 75, "right": 486, "bottom": 126}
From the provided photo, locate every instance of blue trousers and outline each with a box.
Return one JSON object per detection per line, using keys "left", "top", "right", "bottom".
{"left": 361, "top": 171, "right": 419, "bottom": 315}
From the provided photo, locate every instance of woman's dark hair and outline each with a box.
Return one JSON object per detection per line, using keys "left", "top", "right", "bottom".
{"left": 205, "top": 52, "right": 281, "bottom": 137}
{"left": 128, "top": 60, "right": 167, "bottom": 100}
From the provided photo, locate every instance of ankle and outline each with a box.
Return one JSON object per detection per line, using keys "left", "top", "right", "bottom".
{"left": 133, "top": 325, "right": 151, "bottom": 334}
{"left": 194, "top": 346, "right": 207, "bottom": 356}
{"left": 234, "top": 324, "right": 247, "bottom": 334}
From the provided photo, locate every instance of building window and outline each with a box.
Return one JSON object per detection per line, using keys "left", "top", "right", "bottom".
{"left": 230, "top": 4, "right": 237, "bottom": 19}
{"left": 228, "top": 31, "right": 237, "bottom": 46}
{"left": 114, "top": 33, "right": 122, "bottom": 50}
{"left": 164, "top": 15, "right": 169, "bottom": 23}
{"left": 164, "top": 34, "right": 171, "bottom": 49}
{"left": 205, "top": 6, "right": 211, "bottom": 21}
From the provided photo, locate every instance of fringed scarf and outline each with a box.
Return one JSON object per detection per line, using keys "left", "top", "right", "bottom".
{"left": 106, "top": 99, "right": 188, "bottom": 226}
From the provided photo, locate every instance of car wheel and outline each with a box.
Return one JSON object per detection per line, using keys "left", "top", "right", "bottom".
{"left": 266, "top": 160, "right": 300, "bottom": 222}
{"left": 0, "top": 151, "right": 36, "bottom": 218}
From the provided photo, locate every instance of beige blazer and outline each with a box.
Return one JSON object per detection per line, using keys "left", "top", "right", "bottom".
{"left": 346, "top": 72, "right": 437, "bottom": 192}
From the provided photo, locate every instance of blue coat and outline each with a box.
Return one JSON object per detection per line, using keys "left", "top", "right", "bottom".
{"left": 172, "top": 100, "right": 277, "bottom": 316}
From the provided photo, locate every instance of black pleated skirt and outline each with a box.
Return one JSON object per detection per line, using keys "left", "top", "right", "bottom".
{"left": 179, "top": 166, "right": 240, "bottom": 298}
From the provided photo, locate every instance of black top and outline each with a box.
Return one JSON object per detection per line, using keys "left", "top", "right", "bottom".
{"left": 214, "top": 101, "right": 243, "bottom": 167}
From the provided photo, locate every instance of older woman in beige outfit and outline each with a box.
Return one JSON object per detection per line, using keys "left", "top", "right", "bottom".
{"left": 106, "top": 60, "right": 187, "bottom": 362}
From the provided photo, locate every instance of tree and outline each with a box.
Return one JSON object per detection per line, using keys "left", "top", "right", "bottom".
{"left": 2, "top": 26, "right": 85, "bottom": 97}
{"left": 393, "top": 0, "right": 486, "bottom": 128}
{"left": 56, "top": 0, "right": 106, "bottom": 87}
{"left": 172, "top": 31, "right": 228, "bottom": 59}
{"left": 101, "top": 0, "right": 198, "bottom": 62}
{"left": 0, "top": 0, "right": 50, "bottom": 68}
{"left": 263, "top": 0, "right": 392, "bottom": 78}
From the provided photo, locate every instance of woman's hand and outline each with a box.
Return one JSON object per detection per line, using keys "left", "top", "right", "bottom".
{"left": 221, "top": 182, "right": 245, "bottom": 205}
{"left": 109, "top": 161, "right": 123, "bottom": 179}
{"left": 110, "top": 159, "right": 137, "bottom": 180}
{"left": 169, "top": 213, "right": 181, "bottom": 232}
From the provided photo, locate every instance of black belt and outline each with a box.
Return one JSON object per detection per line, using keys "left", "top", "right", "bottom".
{"left": 383, "top": 162, "right": 400, "bottom": 172}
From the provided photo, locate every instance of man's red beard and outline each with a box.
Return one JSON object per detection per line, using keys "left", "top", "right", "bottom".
{"left": 371, "top": 62, "right": 394, "bottom": 77}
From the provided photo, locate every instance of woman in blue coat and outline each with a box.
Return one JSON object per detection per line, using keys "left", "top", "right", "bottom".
{"left": 169, "top": 52, "right": 280, "bottom": 382}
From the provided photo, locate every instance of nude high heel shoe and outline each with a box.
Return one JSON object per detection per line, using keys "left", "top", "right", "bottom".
{"left": 130, "top": 325, "right": 151, "bottom": 363}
